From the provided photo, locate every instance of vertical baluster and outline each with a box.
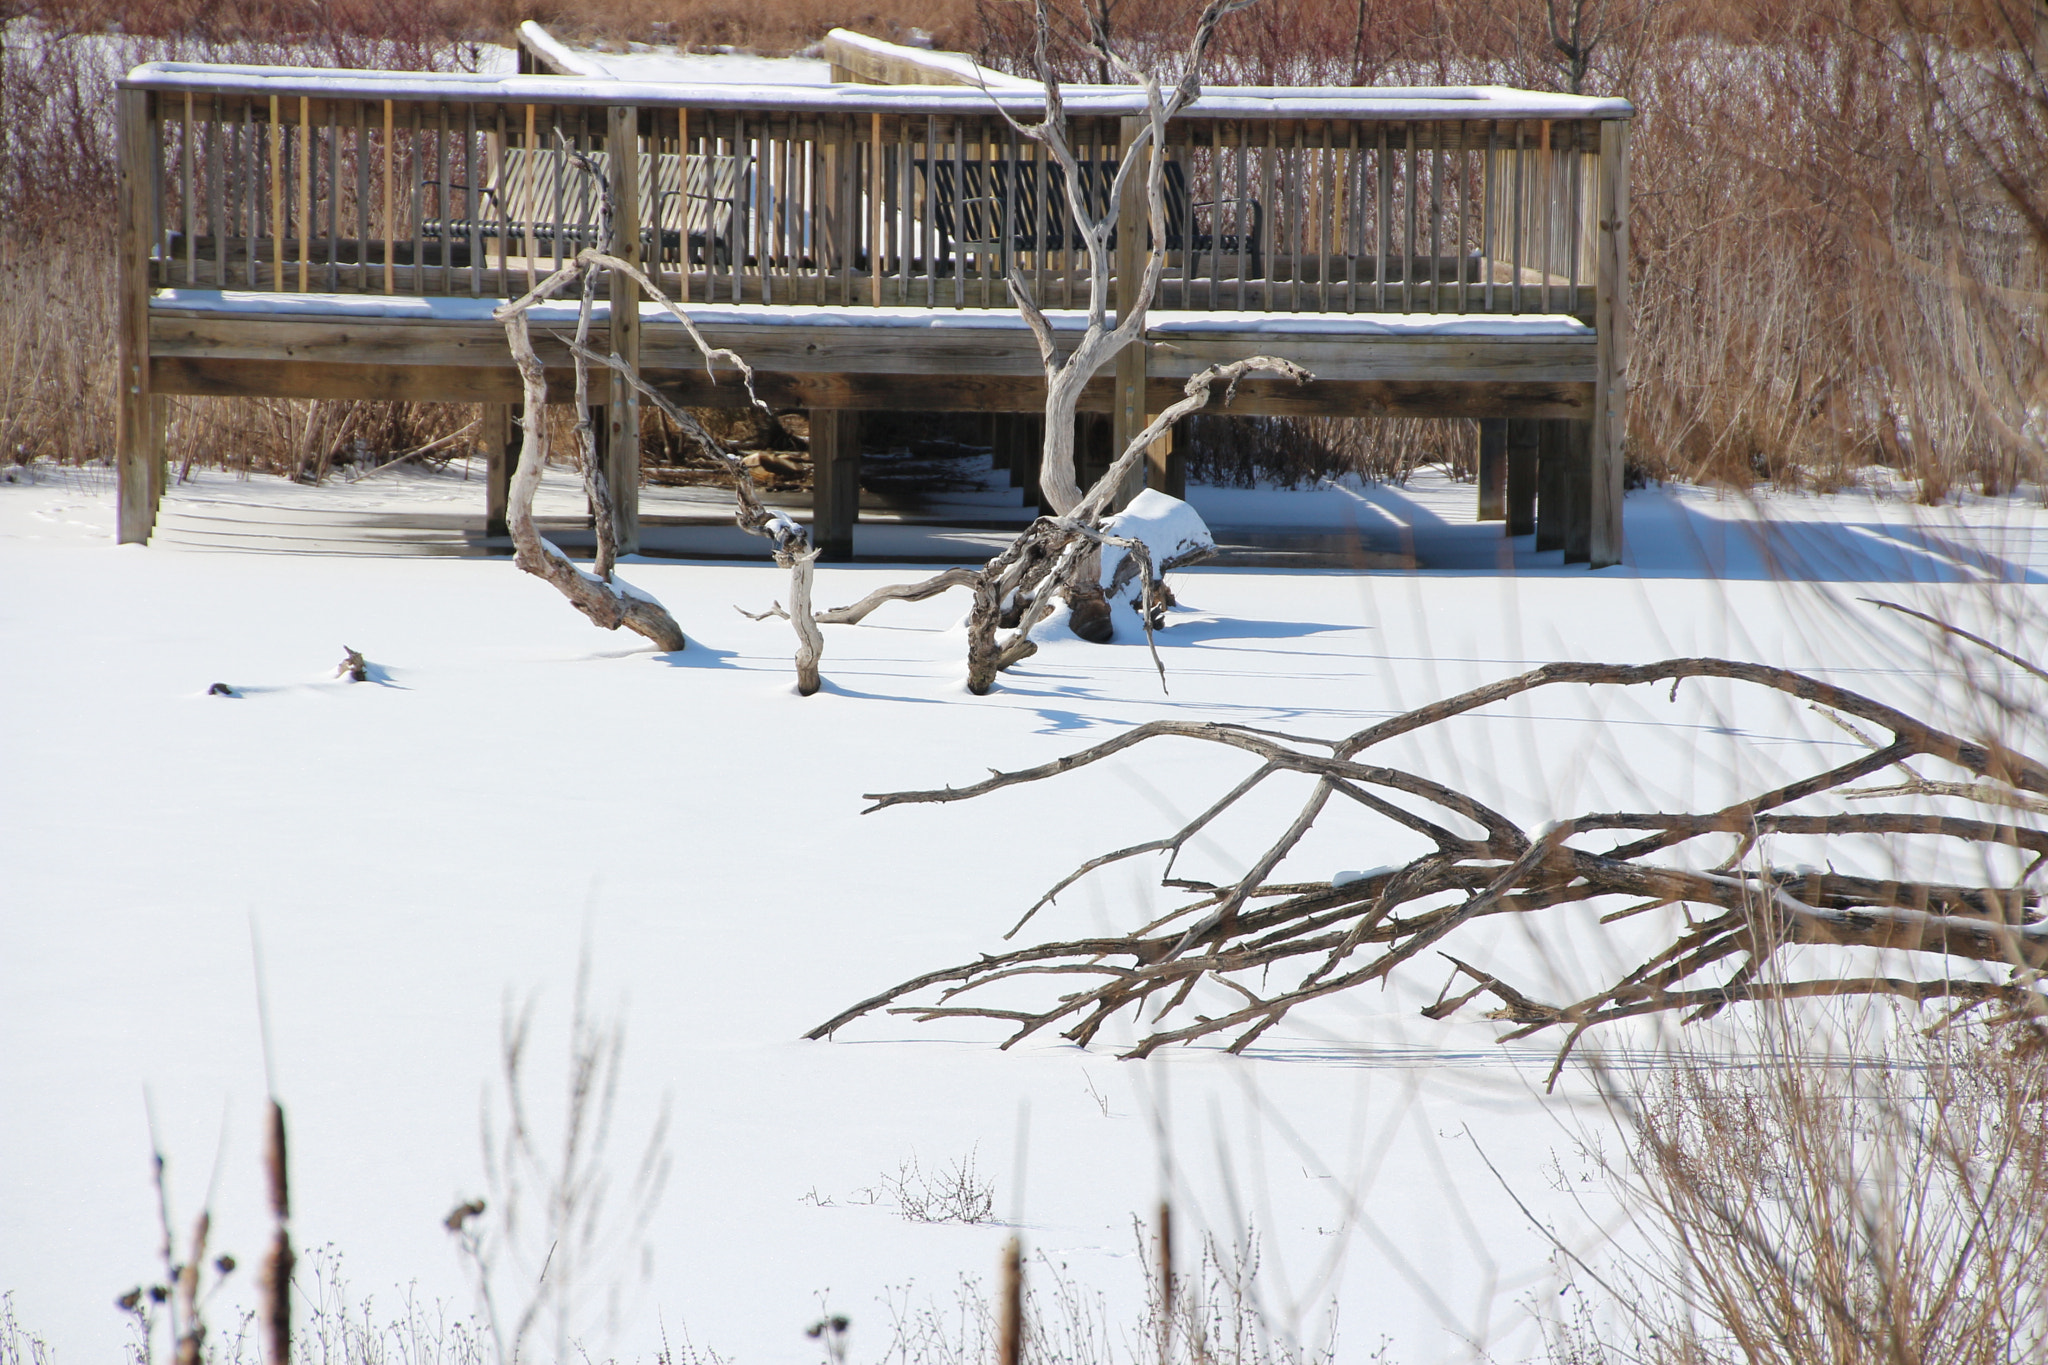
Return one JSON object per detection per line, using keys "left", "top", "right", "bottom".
{"left": 1568, "top": 123, "right": 1585, "bottom": 314}
{"left": 430, "top": 103, "right": 448, "bottom": 295}
{"left": 1482, "top": 122, "right": 1497, "bottom": 312}
{"left": 1025, "top": 130, "right": 1042, "bottom": 306}
{"left": 807, "top": 119, "right": 820, "bottom": 303}
{"left": 1538, "top": 119, "right": 1553, "bottom": 314}
{"left": 842, "top": 117, "right": 858, "bottom": 306}
{"left": 1346, "top": 122, "right": 1360, "bottom": 313}
{"left": 919, "top": 116, "right": 934, "bottom": 307}
{"left": 266, "top": 96, "right": 282, "bottom": 290}
{"left": 754, "top": 120, "right": 772, "bottom": 305}
{"left": 1232, "top": 127, "right": 1247, "bottom": 309}
{"left": 548, "top": 108, "right": 565, "bottom": 281}
{"left": 1177, "top": 127, "right": 1193, "bottom": 309}
{"left": 1453, "top": 121, "right": 1468, "bottom": 314}
{"left": 871, "top": 112, "right": 885, "bottom": 306}
{"left": 150, "top": 94, "right": 166, "bottom": 288}
{"left": 737, "top": 113, "right": 753, "bottom": 304}
{"left": 1318, "top": 121, "right": 1335, "bottom": 313}
{"left": 700, "top": 116, "right": 716, "bottom": 302}
{"left": 897, "top": 116, "right": 913, "bottom": 304}
{"left": 715, "top": 114, "right": 731, "bottom": 302}
{"left": 949, "top": 118, "right": 965, "bottom": 309}
{"left": 1065, "top": 118, "right": 1082, "bottom": 310}
{"left": 795, "top": 122, "right": 809, "bottom": 303}
{"left": 1001, "top": 123, "right": 1017, "bottom": 310}
{"left": 297, "top": 96, "right": 310, "bottom": 292}
{"left": 352, "top": 103, "right": 368, "bottom": 293}
{"left": 490, "top": 106, "right": 507, "bottom": 294}
{"left": 1373, "top": 124, "right": 1388, "bottom": 310}
{"left": 1510, "top": 121, "right": 1524, "bottom": 314}
{"left": 408, "top": 104, "right": 425, "bottom": 294}
{"left": 381, "top": 100, "right": 394, "bottom": 293}
{"left": 1202, "top": 123, "right": 1218, "bottom": 311}
{"left": 180, "top": 94, "right": 194, "bottom": 285}
{"left": 460, "top": 104, "right": 476, "bottom": 295}
{"left": 1429, "top": 124, "right": 1442, "bottom": 314}
{"left": 1286, "top": 123, "right": 1303, "bottom": 311}
{"left": 1245, "top": 122, "right": 1261, "bottom": 309}
{"left": 207, "top": 98, "right": 224, "bottom": 288}
{"left": 323, "top": 100, "right": 338, "bottom": 292}
{"left": 245, "top": 100, "right": 261, "bottom": 289}
{"left": 520, "top": 104, "right": 536, "bottom": 295}
{"left": 674, "top": 108, "right": 688, "bottom": 300}
{"left": 1402, "top": 122, "right": 1417, "bottom": 313}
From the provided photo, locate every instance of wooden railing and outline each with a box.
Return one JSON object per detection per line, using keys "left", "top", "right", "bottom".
{"left": 122, "top": 66, "right": 1628, "bottom": 318}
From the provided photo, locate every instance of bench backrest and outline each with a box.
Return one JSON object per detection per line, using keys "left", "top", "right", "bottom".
{"left": 491, "top": 147, "right": 743, "bottom": 242}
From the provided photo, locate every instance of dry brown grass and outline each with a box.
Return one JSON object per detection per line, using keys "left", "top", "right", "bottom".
{"left": 7, "top": 0, "right": 2042, "bottom": 499}
{"left": 1554, "top": 1007, "right": 2048, "bottom": 1365}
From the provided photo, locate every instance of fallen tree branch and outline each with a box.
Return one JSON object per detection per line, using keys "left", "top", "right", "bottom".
{"left": 813, "top": 658, "right": 2048, "bottom": 1072}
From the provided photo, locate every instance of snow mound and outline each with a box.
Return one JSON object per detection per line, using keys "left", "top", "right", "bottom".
{"left": 1097, "top": 489, "right": 1215, "bottom": 596}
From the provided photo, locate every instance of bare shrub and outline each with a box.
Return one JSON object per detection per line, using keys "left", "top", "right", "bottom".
{"left": 1549, "top": 1005, "right": 2048, "bottom": 1365}
{"left": 880, "top": 1152, "right": 997, "bottom": 1225}
{"left": 446, "top": 956, "right": 672, "bottom": 1365}
{"left": 0, "top": 1296, "right": 53, "bottom": 1365}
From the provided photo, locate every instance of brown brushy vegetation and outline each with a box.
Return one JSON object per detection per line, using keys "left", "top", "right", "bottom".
{"left": 4, "top": 0, "right": 2042, "bottom": 496}
{"left": 1554, "top": 1007, "right": 2048, "bottom": 1365}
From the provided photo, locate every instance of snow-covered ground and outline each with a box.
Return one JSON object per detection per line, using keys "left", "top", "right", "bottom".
{"left": 3, "top": 463, "right": 2045, "bottom": 1362}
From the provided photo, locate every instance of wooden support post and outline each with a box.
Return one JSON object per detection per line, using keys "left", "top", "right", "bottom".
{"left": 1075, "top": 412, "right": 1114, "bottom": 504}
{"left": 989, "top": 412, "right": 1011, "bottom": 472}
{"left": 810, "top": 408, "right": 861, "bottom": 561}
{"left": 482, "top": 403, "right": 514, "bottom": 539}
{"left": 1110, "top": 117, "right": 1147, "bottom": 512}
{"left": 1012, "top": 412, "right": 1045, "bottom": 511}
{"left": 1143, "top": 414, "right": 1179, "bottom": 499}
{"left": 606, "top": 105, "right": 643, "bottom": 554}
{"left": 1589, "top": 119, "right": 1630, "bottom": 568}
{"left": 1505, "top": 418, "right": 1539, "bottom": 536}
{"left": 1535, "top": 419, "right": 1569, "bottom": 553}
{"left": 117, "top": 87, "right": 160, "bottom": 545}
{"left": 1476, "top": 418, "right": 1507, "bottom": 521}
{"left": 1111, "top": 348, "right": 1147, "bottom": 511}
{"left": 1159, "top": 415, "right": 1190, "bottom": 500}
{"left": 1562, "top": 419, "right": 1593, "bottom": 564}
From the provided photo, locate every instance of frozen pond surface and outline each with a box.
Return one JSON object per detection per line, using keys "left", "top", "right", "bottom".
{"left": 2, "top": 463, "right": 2044, "bottom": 1361}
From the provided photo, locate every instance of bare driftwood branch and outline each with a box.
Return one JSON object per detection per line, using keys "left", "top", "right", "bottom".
{"left": 494, "top": 293, "right": 686, "bottom": 652}
{"left": 813, "top": 659, "right": 2048, "bottom": 1073}
{"left": 815, "top": 568, "right": 982, "bottom": 626}
{"left": 494, "top": 240, "right": 832, "bottom": 689}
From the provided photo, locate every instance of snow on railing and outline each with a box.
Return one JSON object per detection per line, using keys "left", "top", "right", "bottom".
{"left": 122, "top": 62, "right": 1624, "bottom": 314}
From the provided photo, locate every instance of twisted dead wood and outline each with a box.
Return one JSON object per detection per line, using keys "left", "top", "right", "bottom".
{"left": 495, "top": 272, "right": 686, "bottom": 652}
{"left": 811, "top": 658, "right": 2048, "bottom": 1072}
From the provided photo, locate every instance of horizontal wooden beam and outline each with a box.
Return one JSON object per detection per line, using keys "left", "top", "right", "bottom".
{"left": 1149, "top": 335, "right": 1595, "bottom": 384}
{"left": 151, "top": 356, "right": 577, "bottom": 403}
{"left": 154, "top": 311, "right": 1595, "bottom": 385}
{"left": 156, "top": 351, "right": 1586, "bottom": 421}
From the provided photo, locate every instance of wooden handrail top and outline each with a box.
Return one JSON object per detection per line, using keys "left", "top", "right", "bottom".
{"left": 121, "top": 62, "right": 1633, "bottom": 121}
{"left": 150, "top": 287, "right": 1598, "bottom": 335}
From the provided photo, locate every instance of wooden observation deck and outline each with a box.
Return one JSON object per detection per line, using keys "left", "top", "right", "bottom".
{"left": 114, "top": 27, "right": 1632, "bottom": 564}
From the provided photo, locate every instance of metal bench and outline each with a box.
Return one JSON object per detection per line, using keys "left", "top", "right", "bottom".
{"left": 919, "top": 157, "right": 1261, "bottom": 271}
{"left": 422, "top": 146, "right": 744, "bottom": 265}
